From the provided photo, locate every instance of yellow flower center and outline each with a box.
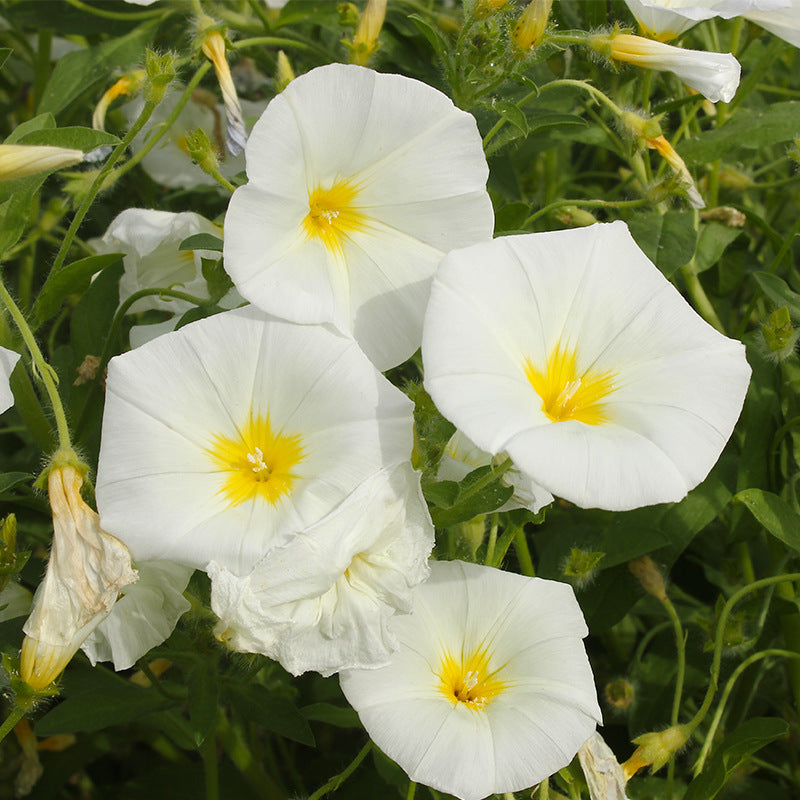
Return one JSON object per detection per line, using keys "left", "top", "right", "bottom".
{"left": 302, "top": 181, "right": 366, "bottom": 255}
{"left": 524, "top": 345, "right": 616, "bottom": 425}
{"left": 437, "top": 647, "right": 506, "bottom": 709}
{"left": 206, "top": 413, "right": 305, "bottom": 507}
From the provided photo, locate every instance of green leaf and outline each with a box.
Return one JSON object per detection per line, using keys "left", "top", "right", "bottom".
{"left": 0, "top": 472, "right": 32, "bottom": 497}
{"left": 70, "top": 261, "right": 124, "bottom": 362}
{"left": 4, "top": 113, "right": 56, "bottom": 144}
{"left": 0, "top": 48, "right": 11, "bottom": 70}
{"left": 490, "top": 100, "right": 529, "bottom": 137}
{"left": 0, "top": 174, "right": 47, "bottom": 261}
{"left": 201, "top": 258, "right": 233, "bottom": 302}
{"left": 408, "top": 14, "right": 451, "bottom": 67}
{"left": 38, "top": 20, "right": 159, "bottom": 116}
{"left": 627, "top": 210, "right": 697, "bottom": 277}
{"left": 187, "top": 664, "right": 219, "bottom": 746}
{"left": 752, "top": 271, "right": 800, "bottom": 319}
{"left": 684, "top": 718, "right": 789, "bottom": 800}
{"left": 301, "top": 703, "right": 361, "bottom": 729}
{"left": 734, "top": 489, "right": 800, "bottom": 554}
{"left": 408, "top": 383, "right": 455, "bottom": 476}
{"left": 17, "top": 126, "right": 121, "bottom": 152}
{"left": 694, "top": 222, "right": 741, "bottom": 275}
{"left": 33, "top": 253, "right": 123, "bottom": 325}
{"left": 679, "top": 101, "right": 800, "bottom": 166}
{"left": 226, "top": 684, "right": 315, "bottom": 746}
{"left": 35, "top": 667, "right": 175, "bottom": 735}
{"left": 179, "top": 233, "right": 224, "bottom": 253}
{"left": 429, "top": 465, "right": 514, "bottom": 528}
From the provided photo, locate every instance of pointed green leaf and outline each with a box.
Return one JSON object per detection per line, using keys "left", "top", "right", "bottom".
{"left": 179, "top": 233, "right": 224, "bottom": 252}
{"left": 628, "top": 210, "right": 697, "bottom": 277}
{"left": 734, "top": 488, "right": 800, "bottom": 554}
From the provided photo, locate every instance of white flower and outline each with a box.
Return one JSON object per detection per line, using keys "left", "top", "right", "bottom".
{"left": 90, "top": 208, "right": 241, "bottom": 346}
{"left": 623, "top": 0, "right": 789, "bottom": 40}
{"left": 596, "top": 32, "right": 741, "bottom": 102}
{"left": 438, "top": 430, "right": 553, "bottom": 514}
{"left": 578, "top": 732, "right": 631, "bottom": 800}
{"left": 210, "top": 463, "right": 434, "bottom": 676}
{"left": 21, "top": 462, "right": 137, "bottom": 690}
{"left": 745, "top": 0, "right": 800, "bottom": 47}
{"left": 95, "top": 307, "right": 414, "bottom": 576}
{"left": 0, "top": 144, "right": 83, "bottom": 181}
{"left": 340, "top": 560, "right": 601, "bottom": 800}
{"left": 81, "top": 560, "right": 193, "bottom": 671}
{"left": 0, "top": 345, "right": 19, "bottom": 413}
{"left": 127, "top": 88, "right": 265, "bottom": 190}
{"left": 223, "top": 63, "right": 493, "bottom": 371}
{"left": 422, "top": 221, "right": 751, "bottom": 511}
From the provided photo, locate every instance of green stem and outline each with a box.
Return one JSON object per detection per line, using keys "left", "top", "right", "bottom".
{"left": 679, "top": 262, "right": 725, "bottom": 333}
{"left": 0, "top": 702, "right": 29, "bottom": 746}
{"left": 685, "top": 573, "right": 800, "bottom": 739}
{"left": 217, "top": 713, "right": 283, "bottom": 800}
{"left": 64, "top": 0, "right": 165, "bottom": 19}
{"left": 200, "top": 735, "right": 219, "bottom": 800}
{"left": 306, "top": 741, "right": 373, "bottom": 800}
{"left": 693, "top": 648, "right": 800, "bottom": 775}
{"left": 524, "top": 197, "right": 650, "bottom": 227}
{"left": 209, "top": 169, "right": 236, "bottom": 193}
{"left": 0, "top": 277, "right": 70, "bottom": 449}
{"left": 51, "top": 99, "right": 160, "bottom": 276}
{"left": 33, "top": 29, "right": 51, "bottom": 112}
{"left": 111, "top": 63, "right": 211, "bottom": 184}
{"left": 514, "top": 528, "right": 535, "bottom": 577}
{"left": 489, "top": 524, "right": 522, "bottom": 569}
{"left": 663, "top": 594, "right": 686, "bottom": 800}
{"left": 484, "top": 518, "right": 498, "bottom": 566}
{"left": 407, "top": 781, "right": 417, "bottom": 800}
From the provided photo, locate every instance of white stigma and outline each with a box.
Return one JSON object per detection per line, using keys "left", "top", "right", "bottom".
{"left": 556, "top": 378, "right": 582, "bottom": 408}
{"left": 320, "top": 208, "right": 339, "bottom": 222}
{"left": 247, "top": 447, "right": 269, "bottom": 474}
{"left": 462, "top": 670, "right": 480, "bottom": 693}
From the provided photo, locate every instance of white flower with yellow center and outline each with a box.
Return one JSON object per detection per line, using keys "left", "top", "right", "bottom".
{"left": 209, "top": 463, "right": 433, "bottom": 676}
{"left": 422, "top": 221, "right": 751, "bottom": 511}
{"left": 91, "top": 208, "right": 241, "bottom": 347}
{"left": 623, "top": 0, "right": 789, "bottom": 40}
{"left": 95, "top": 307, "right": 414, "bottom": 575}
{"left": 223, "top": 63, "right": 494, "bottom": 371}
{"left": 81, "top": 560, "right": 193, "bottom": 671}
{"left": 340, "top": 560, "right": 601, "bottom": 800}
{"left": 1, "top": 345, "right": 20, "bottom": 413}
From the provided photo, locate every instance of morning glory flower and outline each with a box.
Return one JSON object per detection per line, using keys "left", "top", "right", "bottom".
{"left": 422, "top": 221, "right": 751, "bottom": 511}
{"left": 223, "top": 63, "right": 493, "bottom": 370}
{"left": 1, "top": 345, "right": 19, "bottom": 413}
{"left": 623, "top": 0, "right": 789, "bottom": 40}
{"left": 340, "top": 560, "right": 601, "bottom": 800}
{"left": 745, "top": 0, "right": 800, "bottom": 47}
{"left": 95, "top": 307, "right": 413, "bottom": 576}
{"left": 209, "top": 463, "right": 434, "bottom": 676}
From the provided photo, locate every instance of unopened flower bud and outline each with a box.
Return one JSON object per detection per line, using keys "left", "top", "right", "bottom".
{"left": 473, "top": 0, "right": 511, "bottom": 18}
{"left": 275, "top": 50, "right": 295, "bottom": 93}
{"left": 92, "top": 71, "right": 145, "bottom": 132}
{"left": 762, "top": 306, "right": 798, "bottom": 361}
{"left": 554, "top": 205, "right": 598, "bottom": 227}
{"left": 619, "top": 110, "right": 662, "bottom": 142}
{"left": 143, "top": 50, "right": 178, "bottom": 106}
{"left": 563, "top": 547, "right": 605, "bottom": 586}
{"left": 605, "top": 678, "right": 636, "bottom": 711}
{"left": 623, "top": 725, "right": 689, "bottom": 778}
{"left": 348, "top": 0, "right": 387, "bottom": 66}
{"left": 717, "top": 166, "right": 753, "bottom": 190}
{"left": 628, "top": 555, "right": 667, "bottom": 602}
{"left": 0, "top": 144, "right": 83, "bottom": 181}
{"left": 183, "top": 128, "right": 220, "bottom": 176}
{"left": 513, "top": 0, "right": 553, "bottom": 52}
{"left": 338, "top": 2, "right": 361, "bottom": 28}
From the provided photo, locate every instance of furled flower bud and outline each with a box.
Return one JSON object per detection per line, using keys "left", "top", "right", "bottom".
{"left": 0, "top": 145, "right": 83, "bottom": 181}
{"left": 628, "top": 555, "right": 667, "bottom": 602}
{"left": 92, "top": 71, "right": 145, "bottom": 132}
{"left": 647, "top": 134, "right": 705, "bottom": 209}
{"left": 275, "top": 50, "right": 295, "bottom": 93}
{"left": 762, "top": 305, "right": 799, "bottom": 362}
{"left": 513, "top": 0, "right": 553, "bottom": 51}
{"left": 143, "top": 50, "right": 178, "bottom": 106}
{"left": 623, "top": 725, "right": 690, "bottom": 778}
{"left": 20, "top": 455, "right": 137, "bottom": 690}
{"left": 348, "top": 0, "right": 388, "bottom": 66}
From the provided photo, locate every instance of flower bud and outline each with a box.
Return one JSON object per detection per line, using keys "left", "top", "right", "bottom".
{"left": 563, "top": 547, "right": 605, "bottom": 586}
{"left": 762, "top": 306, "right": 799, "bottom": 362}
{"left": 472, "top": 0, "right": 511, "bottom": 18}
{"left": 183, "top": 127, "right": 220, "bottom": 176}
{"left": 554, "top": 205, "right": 598, "bottom": 227}
{"left": 92, "top": 71, "right": 145, "bottom": 132}
{"left": 512, "top": 0, "right": 553, "bottom": 52}
{"left": 0, "top": 144, "right": 83, "bottom": 181}
{"left": 628, "top": 555, "right": 667, "bottom": 602}
{"left": 348, "top": 0, "right": 388, "bottom": 66}
{"left": 604, "top": 677, "right": 636, "bottom": 711}
{"left": 143, "top": 49, "right": 178, "bottom": 106}
{"left": 275, "top": 50, "right": 295, "bottom": 93}
{"left": 619, "top": 110, "right": 662, "bottom": 142}
{"left": 623, "top": 725, "right": 689, "bottom": 778}
{"left": 717, "top": 166, "right": 753, "bottom": 190}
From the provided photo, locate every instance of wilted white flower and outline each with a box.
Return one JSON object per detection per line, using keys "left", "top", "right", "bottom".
{"left": 423, "top": 221, "right": 751, "bottom": 511}
{"left": 21, "top": 461, "right": 137, "bottom": 689}
{"left": 81, "top": 560, "right": 193, "bottom": 670}
{"left": 623, "top": 0, "right": 789, "bottom": 40}
{"left": 223, "top": 63, "right": 493, "bottom": 370}
{"left": 593, "top": 32, "right": 741, "bottom": 102}
{"left": 340, "top": 560, "right": 601, "bottom": 800}
{"left": 579, "top": 732, "right": 631, "bottom": 800}
{"left": 438, "top": 430, "right": 553, "bottom": 514}
{"left": 0, "top": 345, "right": 19, "bottom": 413}
{"left": 96, "top": 307, "right": 414, "bottom": 576}
{"left": 210, "top": 463, "right": 433, "bottom": 676}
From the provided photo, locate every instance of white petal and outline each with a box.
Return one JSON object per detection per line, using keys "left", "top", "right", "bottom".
{"left": 82, "top": 561, "right": 193, "bottom": 670}
{"left": 746, "top": 1, "right": 800, "bottom": 47}
{"left": 0, "top": 345, "right": 19, "bottom": 413}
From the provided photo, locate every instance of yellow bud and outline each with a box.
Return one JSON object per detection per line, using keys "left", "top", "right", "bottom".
{"left": 624, "top": 725, "right": 689, "bottom": 778}
{"left": 275, "top": 50, "right": 295, "bottom": 93}
{"left": 512, "top": 0, "right": 553, "bottom": 52}
{"left": 349, "top": 0, "right": 387, "bottom": 66}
